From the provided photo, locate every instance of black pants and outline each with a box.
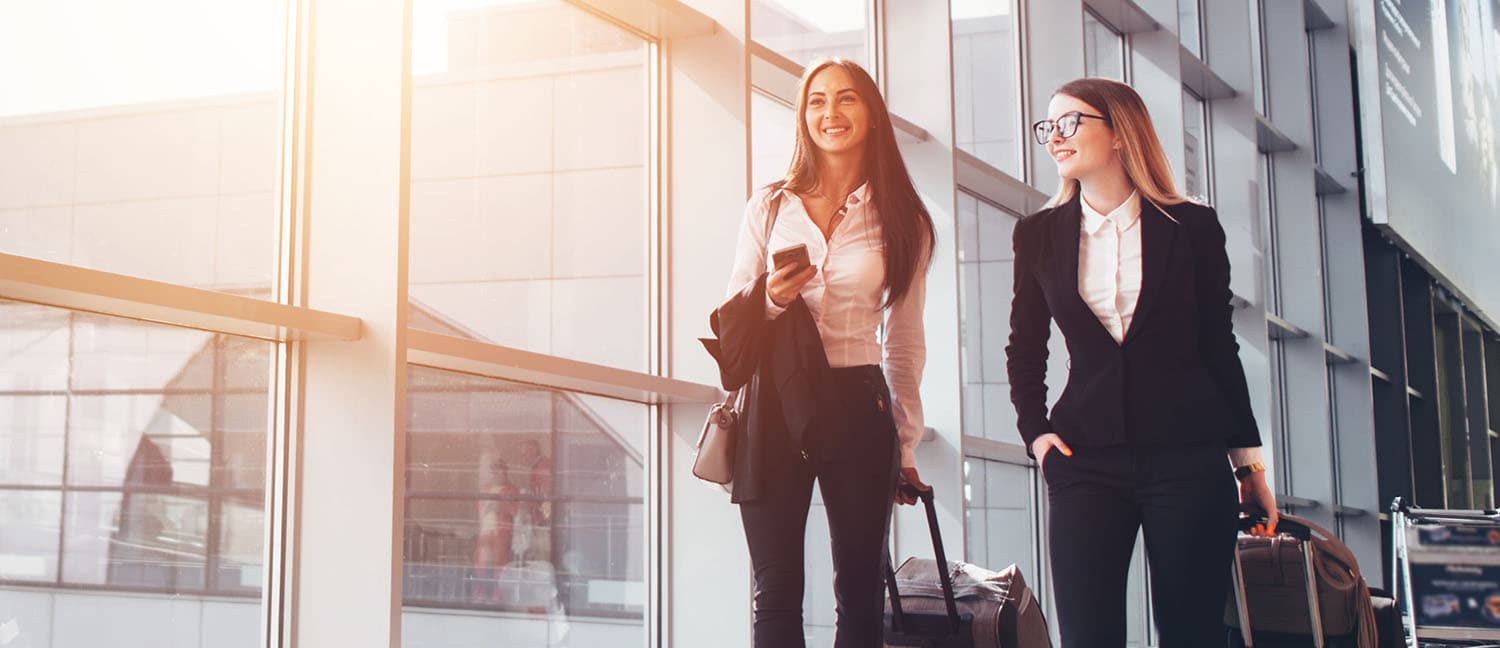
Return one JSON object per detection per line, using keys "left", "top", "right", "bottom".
{"left": 739, "top": 365, "right": 899, "bottom": 648}
{"left": 1044, "top": 441, "right": 1240, "bottom": 648}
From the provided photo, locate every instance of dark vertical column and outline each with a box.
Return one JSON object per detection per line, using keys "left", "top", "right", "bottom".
{"left": 1434, "top": 307, "right": 1470, "bottom": 508}
{"left": 1463, "top": 323, "right": 1491, "bottom": 508}
{"left": 1402, "top": 257, "right": 1443, "bottom": 507}
{"left": 1364, "top": 226, "right": 1412, "bottom": 510}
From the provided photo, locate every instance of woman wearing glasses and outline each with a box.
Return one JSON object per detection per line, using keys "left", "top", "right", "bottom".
{"left": 1006, "top": 77, "right": 1278, "bottom": 646}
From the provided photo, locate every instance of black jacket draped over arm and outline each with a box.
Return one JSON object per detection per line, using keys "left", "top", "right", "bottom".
{"left": 701, "top": 272, "right": 831, "bottom": 503}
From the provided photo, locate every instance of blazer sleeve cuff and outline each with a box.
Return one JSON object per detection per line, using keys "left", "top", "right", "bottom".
{"left": 1018, "top": 420, "right": 1052, "bottom": 458}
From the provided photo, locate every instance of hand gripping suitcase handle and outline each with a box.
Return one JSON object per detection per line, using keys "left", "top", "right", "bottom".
{"left": 1237, "top": 514, "right": 1313, "bottom": 541}
{"left": 1232, "top": 514, "right": 1327, "bottom": 648}
{"left": 885, "top": 484, "right": 962, "bottom": 635}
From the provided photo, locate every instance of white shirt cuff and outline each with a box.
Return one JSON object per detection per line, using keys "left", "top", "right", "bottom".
{"left": 1228, "top": 446, "right": 1263, "bottom": 469}
{"left": 764, "top": 290, "right": 787, "bottom": 320}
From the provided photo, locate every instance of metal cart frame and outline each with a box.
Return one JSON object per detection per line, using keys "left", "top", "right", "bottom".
{"left": 1391, "top": 497, "right": 1500, "bottom": 647}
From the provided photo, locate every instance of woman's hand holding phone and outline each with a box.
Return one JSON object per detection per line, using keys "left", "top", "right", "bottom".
{"left": 768, "top": 245, "right": 816, "bottom": 307}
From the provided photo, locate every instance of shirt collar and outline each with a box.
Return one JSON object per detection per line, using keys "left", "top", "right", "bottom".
{"left": 777, "top": 182, "right": 872, "bottom": 208}
{"left": 1080, "top": 190, "right": 1142, "bottom": 235}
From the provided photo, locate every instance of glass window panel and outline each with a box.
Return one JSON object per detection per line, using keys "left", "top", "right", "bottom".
{"left": 956, "top": 191, "right": 1022, "bottom": 442}
{"left": 0, "top": 396, "right": 67, "bottom": 486}
{"left": 752, "top": 0, "right": 869, "bottom": 67}
{"left": 752, "top": 91, "right": 796, "bottom": 188}
{"left": 0, "top": 301, "right": 272, "bottom": 648}
{"left": 0, "top": 491, "right": 62, "bottom": 582}
{"left": 217, "top": 492, "right": 266, "bottom": 594}
{"left": 0, "top": 303, "right": 70, "bottom": 391}
{"left": 1083, "top": 11, "right": 1126, "bottom": 81}
{"left": 1183, "top": 89, "right": 1209, "bottom": 200}
{"left": 952, "top": 0, "right": 1022, "bottom": 177}
{"left": 1179, "top": 0, "right": 1202, "bottom": 57}
{"left": 961, "top": 458, "right": 1037, "bottom": 584}
{"left": 403, "top": 366, "right": 646, "bottom": 646}
{"left": 68, "top": 395, "right": 213, "bottom": 488}
{"left": 407, "top": 0, "right": 650, "bottom": 372}
{"left": 219, "top": 392, "right": 271, "bottom": 490}
{"left": 1248, "top": 0, "right": 1267, "bottom": 114}
{"left": 0, "top": 2, "right": 284, "bottom": 295}
{"left": 70, "top": 316, "right": 216, "bottom": 391}
{"left": 63, "top": 491, "right": 209, "bottom": 590}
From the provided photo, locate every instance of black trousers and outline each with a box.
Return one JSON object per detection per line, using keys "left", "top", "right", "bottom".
{"left": 1044, "top": 441, "right": 1240, "bottom": 648}
{"left": 739, "top": 365, "right": 899, "bottom": 648}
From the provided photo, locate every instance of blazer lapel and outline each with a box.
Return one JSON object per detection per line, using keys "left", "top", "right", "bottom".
{"left": 1053, "top": 195, "right": 1082, "bottom": 298}
{"left": 1123, "top": 200, "right": 1178, "bottom": 343}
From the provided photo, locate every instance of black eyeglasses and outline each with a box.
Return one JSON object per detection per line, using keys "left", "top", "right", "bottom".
{"left": 1031, "top": 111, "right": 1111, "bottom": 144}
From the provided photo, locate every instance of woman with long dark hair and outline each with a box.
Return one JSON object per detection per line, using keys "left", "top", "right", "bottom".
{"left": 717, "top": 58, "right": 936, "bottom": 647}
{"left": 1006, "top": 77, "right": 1279, "bottom": 646}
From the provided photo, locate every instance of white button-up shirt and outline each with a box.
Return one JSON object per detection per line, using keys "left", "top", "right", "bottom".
{"left": 725, "top": 184, "right": 927, "bottom": 468}
{"left": 1077, "top": 190, "right": 1261, "bottom": 469}
{"left": 1078, "top": 190, "right": 1144, "bottom": 344}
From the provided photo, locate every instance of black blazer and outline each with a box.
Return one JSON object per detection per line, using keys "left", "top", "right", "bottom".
{"left": 702, "top": 272, "right": 831, "bottom": 503}
{"left": 1005, "top": 194, "right": 1260, "bottom": 456}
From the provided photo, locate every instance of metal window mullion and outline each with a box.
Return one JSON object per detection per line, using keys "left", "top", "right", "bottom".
{"left": 55, "top": 311, "right": 77, "bottom": 587}
{"left": 263, "top": 0, "right": 311, "bottom": 641}
{"left": 644, "top": 32, "right": 666, "bottom": 648}
{"left": 206, "top": 336, "right": 225, "bottom": 594}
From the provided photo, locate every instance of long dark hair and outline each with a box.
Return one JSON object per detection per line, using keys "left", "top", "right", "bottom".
{"left": 767, "top": 58, "right": 935, "bottom": 309}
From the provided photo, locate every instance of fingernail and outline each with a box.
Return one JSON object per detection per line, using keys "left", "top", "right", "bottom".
{"left": 1062, "top": 448, "right": 1073, "bottom": 456}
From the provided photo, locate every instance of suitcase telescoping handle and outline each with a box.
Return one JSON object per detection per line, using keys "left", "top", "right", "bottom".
{"left": 1236, "top": 514, "right": 1313, "bottom": 541}
{"left": 1231, "top": 514, "right": 1326, "bottom": 648}
{"left": 884, "top": 483, "right": 962, "bottom": 635}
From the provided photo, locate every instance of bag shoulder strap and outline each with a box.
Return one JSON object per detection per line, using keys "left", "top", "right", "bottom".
{"left": 765, "top": 188, "right": 784, "bottom": 241}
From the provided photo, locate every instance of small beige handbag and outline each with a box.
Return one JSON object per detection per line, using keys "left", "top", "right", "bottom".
{"left": 692, "top": 388, "right": 743, "bottom": 490}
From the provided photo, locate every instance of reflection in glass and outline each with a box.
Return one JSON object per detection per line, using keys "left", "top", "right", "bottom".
{"left": 0, "top": 301, "right": 272, "bottom": 646}
{"left": 956, "top": 192, "right": 1023, "bottom": 446}
{"left": 953, "top": 0, "right": 1021, "bottom": 176}
{"left": 1179, "top": 0, "right": 1202, "bottom": 57}
{"left": 0, "top": 1, "right": 283, "bottom": 294}
{"left": 752, "top": 0, "right": 869, "bottom": 67}
{"left": 962, "top": 458, "right": 1036, "bottom": 584}
{"left": 403, "top": 366, "right": 646, "bottom": 646}
{"left": 64, "top": 492, "right": 208, "bottom": 590}
{"left": 752, "top": 92, "right": 796, "bottom": 188}
{"left": 1084, "top": 11, "right": 1126, "bottom": 81}
{"left": 0, "top": 491, "right": 62, "bottom": 582}
{"left": 407, "top": 0, "right": 650, "bottom": 373}
{"left": 1248, "top": 0, "right": 1267, "bottom": 114}
{"left": 1183, "top": 89, "right": 1209, "bottom": 200}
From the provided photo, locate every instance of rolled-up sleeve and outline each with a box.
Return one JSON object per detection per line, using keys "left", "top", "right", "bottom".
{"left": 883, "top": 250, "right": 928, "bottom": 469}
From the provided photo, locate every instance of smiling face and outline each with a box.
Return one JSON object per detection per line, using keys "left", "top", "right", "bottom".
{"left": 1045, "top": 93, "right": 1120, "bottom": 184}
{"left": 802, "top": 65, "right": 872, "bottom": 158}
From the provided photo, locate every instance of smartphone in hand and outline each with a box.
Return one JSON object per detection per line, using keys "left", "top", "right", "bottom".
{"left": 771, "top": 243, "right": 811, "bottom": 271}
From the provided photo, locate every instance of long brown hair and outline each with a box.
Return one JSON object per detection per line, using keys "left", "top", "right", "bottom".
{"left": 767, "top": 58, "right": 935, "bottom": 309}
{"left": 1044, "top": 78, "right": 1190, "bottom": 209}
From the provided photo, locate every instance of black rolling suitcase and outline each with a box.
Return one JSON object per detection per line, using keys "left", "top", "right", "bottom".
{"left": 1226, "top": 514, "right": 1379, "bottom": 648}
{"left": 882, "top": 484, "right": 1051, "bottom": 648}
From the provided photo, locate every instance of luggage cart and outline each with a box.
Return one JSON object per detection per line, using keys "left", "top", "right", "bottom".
{"left": 1391, "top": 497, "right": 1500, "bottom": 647}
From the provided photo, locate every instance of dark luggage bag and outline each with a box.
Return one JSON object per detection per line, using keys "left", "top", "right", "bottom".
{"left": 1226, "top": 514, "right": 1381, "bottom": 648}
{"left": 883, "top": 484, "right": 1051, "bottom": 648}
